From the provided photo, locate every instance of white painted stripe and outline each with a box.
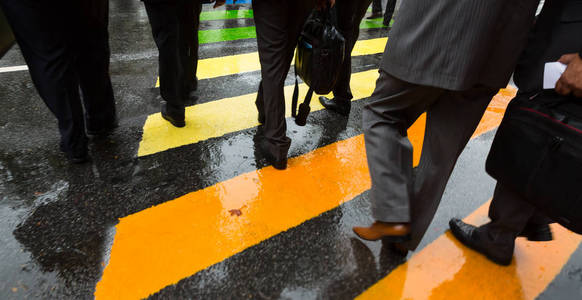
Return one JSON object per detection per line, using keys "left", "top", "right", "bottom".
{"left": 0, "top": 65, "right": 29, "bottom": 73}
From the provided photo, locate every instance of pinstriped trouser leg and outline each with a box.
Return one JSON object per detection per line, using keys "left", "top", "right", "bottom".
{"left": 363, "top": 70, "right": 443, "bottom": 223}
{"left": 363, "top": 69, "right": 497, "bottom": 250}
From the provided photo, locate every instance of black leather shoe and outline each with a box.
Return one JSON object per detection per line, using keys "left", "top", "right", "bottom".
{"left": 449, "top": 218, "right": 514, "bottom": 266}
{"left": 86, "top": 118, "right": 118, "bottom": 137}
{"left": 62, "top": 145, "right": 89, "bottom": 164}
{"left": 66, "top": 152, "right": 90, "bottom": 164}
{"left": 61, "top": 138, "right": 89, "bottom": 164}
{"left": 518, "top": 223, "right": 553, "bottom": 242}
{"left": 259, "top": 139, "right": 287, "bottom": 170}
{"left": 319, "top": 96, "right": 351, "bottom": 116}
{"left": 161, "top": 103, "right": 186, "bottom": 128}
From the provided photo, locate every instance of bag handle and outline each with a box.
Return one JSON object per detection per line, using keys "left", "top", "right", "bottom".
{"left": 292, "top": 65, "right": 299, "bottom": 118}
{"left": 291, "top": 64, "right": 314, "bottom": 126}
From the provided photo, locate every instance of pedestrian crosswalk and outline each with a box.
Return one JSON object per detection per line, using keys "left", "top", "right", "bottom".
{"left": 96, "top": 5, "right": 582, "bottom": 299}
{"left": 97, "top": 89, "right": 516, "bottom": 298}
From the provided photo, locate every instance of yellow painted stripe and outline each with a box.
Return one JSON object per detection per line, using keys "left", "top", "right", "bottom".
{"left": 154, "top": 37, "right": 388, "bottom": 87}
{"left": 95, "top": 89, "right": 515, "bottom": 299}
{"left": 357, "top": 202, "right": 582, "bottom": 300}
{"left": 140, "top": 69, "right": 379, "bottom": 157}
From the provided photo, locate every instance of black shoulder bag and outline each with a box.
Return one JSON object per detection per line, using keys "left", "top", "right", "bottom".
{"left": 292, "top": 7, "right": 345, "bottom": 126}
{"left": 486, "top": 91, "right": 582, "bottom": 234}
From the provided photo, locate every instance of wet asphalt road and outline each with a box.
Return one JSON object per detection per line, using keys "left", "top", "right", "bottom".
{"left": 1, "top": 1, "right": 582, "bottom": 299}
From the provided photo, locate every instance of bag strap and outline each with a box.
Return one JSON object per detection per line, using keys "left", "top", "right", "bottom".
{"left": 292, "top": 64, "right": 299, "bottom": 118}
{"left": 303, "top": 87, "right": 314, "bottom": 107}
{"left": 291, "top": 77, "right": 314, "bottom": 120}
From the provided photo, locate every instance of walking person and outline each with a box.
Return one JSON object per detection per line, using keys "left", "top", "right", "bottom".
{"left": 382, "top": 0, "right": 397, "bottom": 26}
{"left": 319, "top": 0, "right": 373, "bottom": 117}
{"left": 368, "top": 0, "right": 382, "bottom": 19}
{"left": 142, "top": 0, "right": 203, "bottom": 128}
{"left": 352, "top": 0, "right": 542, "bottom": 252}
{"left": 450, "top": 0, "right": 582, "bottom": 266}
{"left": 0, "top": 0, "right": 117, "bottom": 163}
{"left": 252, "top": 0, "right": 335, "bottom": 170}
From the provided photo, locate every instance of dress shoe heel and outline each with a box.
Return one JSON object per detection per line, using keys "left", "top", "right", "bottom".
{"left": 518, "top": 223, "right": 553, "bottom": 242}
{"left": 319, "top": 96, "right": 351, "bottom": 116}
{"left": 258, "top": 139, "right": 289, "bottom": 170}
{"left": 161, "top": 102, "right": 186, "bottom": 128}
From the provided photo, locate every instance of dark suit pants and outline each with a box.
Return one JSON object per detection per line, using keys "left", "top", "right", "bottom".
{"left": 484, "top": 183, "right": 551, "bottom": 242}
{"left": 0, "top": 0, "right": 115, "bottom": 155}
{"left": 253, "top": 0, "right": 314, "bottom": 155}
{"left": 144, "top": 0, "right": 202, "bottom": 116}
{"left": 371, "top": 0, "right": 382, "bottom": 14}
{"left": 363, "top": 70, "right": 497, "bottom": 250}
{"left": 384, "top": 0, "right": 396, "bottom": 25}
{"left": 333, "top": 0, "right": 373, "bottom": 103}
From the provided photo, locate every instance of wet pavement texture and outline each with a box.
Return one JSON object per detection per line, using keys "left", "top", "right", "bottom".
{"left": 1, "top": 1, "right": 581, "bottom": 299}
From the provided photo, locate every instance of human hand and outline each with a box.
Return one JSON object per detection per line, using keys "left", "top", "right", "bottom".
{"left": 556, "top": 53, "right": 582, "bottom": 98}
{"left": 316, "top": 0, "right": 335, "bottom": 10}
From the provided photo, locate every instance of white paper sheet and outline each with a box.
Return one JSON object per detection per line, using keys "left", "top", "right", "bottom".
{"left": 543, "top": 62, "right": 567, "bottom": 89}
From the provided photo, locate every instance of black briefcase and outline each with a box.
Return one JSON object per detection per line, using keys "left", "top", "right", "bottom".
{"left": 486, "top": 90, "right": 582, "bottom": 234}
{"left": 0, "top": 6, "right": 15, "bottom": 59}
{"left": 292, "top": 7, "right": 345, "bottom": 126}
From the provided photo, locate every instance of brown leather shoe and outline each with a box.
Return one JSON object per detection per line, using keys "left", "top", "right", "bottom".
{"left": 353, "top": 222, "right": 411, "bottom": 242}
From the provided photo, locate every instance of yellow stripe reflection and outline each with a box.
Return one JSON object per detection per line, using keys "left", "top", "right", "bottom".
{"left": 139, "top": 69, "right": 379, "bottom": 157}
{"left": 357, "top": 202, "right": 582, "bottom": 300}
{"left": 154, "top": 37, "right": 388, "bottom": 86}
{"left": 96, "top": 89, "right": 515, "bottom": 299}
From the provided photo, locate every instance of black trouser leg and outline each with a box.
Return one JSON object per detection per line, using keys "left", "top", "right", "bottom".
{"left": 144, "top": 1, "right": 187, "bottom": 117}
{"left": 0, "top": 0, "right": 87, "bottom": 155}
{"left": 183, "top": 0, "right": 202, "bottom": 92}
{"left": 72, "top": 0, "right": 116, "bottom": 130}
{"left": 371, "top": 0, "right": 382, "bottom": 14}
{"left": 487, "top": 183, "right": 550, "bottom": 238}
{"left": 333, "top": 0, "right": 373, "bottom": 102}
{"left": 252, "top": 0, "right": 314, "bottom": 153}
{"left": 384, "top": 0, "right": 397, "bottom": 25}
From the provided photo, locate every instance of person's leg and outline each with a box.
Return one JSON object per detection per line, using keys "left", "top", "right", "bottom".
{"left": 144, "top": 1, "right": 186, "bottom": 127}
{"left": 0, "top": 0, "right": 87, "bottom": 161}
{"left": 402, "top": 85, "right": 497, "bottom": 250}
{"left": 181, "top": 0, "right": 200, "bottom": 95}
{"left": 368, "top": 0, "right": 382, "bottom": 18}
{"left": 191, "top": 0, "right": 202, "bottom": 92}
{"left": 383, "top": 0, "right": 397, "bottom": 26}
{"left": 363, "top": 71, "right": 443, "bottom": 225}
{"left": 449, "top": 182, "right": 539, "bottom": 265}
{"left": 72, "top": 0, "right": 117, "bottom": 135}
{"left": 353, "top": 70, "right": 444, "bottom": 242}
{"left": 488, "top": 183, "right": 552, "bottom": 241}
{"left": 252, "top": 0, "right": 313, "bottom": 169}
{"left": 487, "top": 183, "right": 538, "bottom": 235}
{"left": 320, "top": 0, "right": 372, "bottom": 116}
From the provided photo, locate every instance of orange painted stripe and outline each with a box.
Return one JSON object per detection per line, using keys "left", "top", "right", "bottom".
{"left": 94, "top": 88, "right": 516, "bottom": 299}
{"left": 357, "top": 202, "right": 582, "bottom": 300}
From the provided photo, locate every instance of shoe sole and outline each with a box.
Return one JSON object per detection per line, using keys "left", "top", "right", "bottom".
{"left": 162, "top": 114, "right": 185, "bottom": 128}
{"left": 352, "top": 228, "right": 411, "bottom": 242}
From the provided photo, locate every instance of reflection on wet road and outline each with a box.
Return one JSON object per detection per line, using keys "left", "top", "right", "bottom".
{"left": 98, "top": 88, "right": 516, "bottom": 298}
{"left": 0, "top": 1, "right": 581, "bottom": 299}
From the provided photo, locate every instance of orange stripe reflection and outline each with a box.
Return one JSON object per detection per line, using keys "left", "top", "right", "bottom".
{"left": 95, "top": 88, "right": 516, "bottom": 299}
{"left": 357, "top": 202, "right": 582, "bottom": 299}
